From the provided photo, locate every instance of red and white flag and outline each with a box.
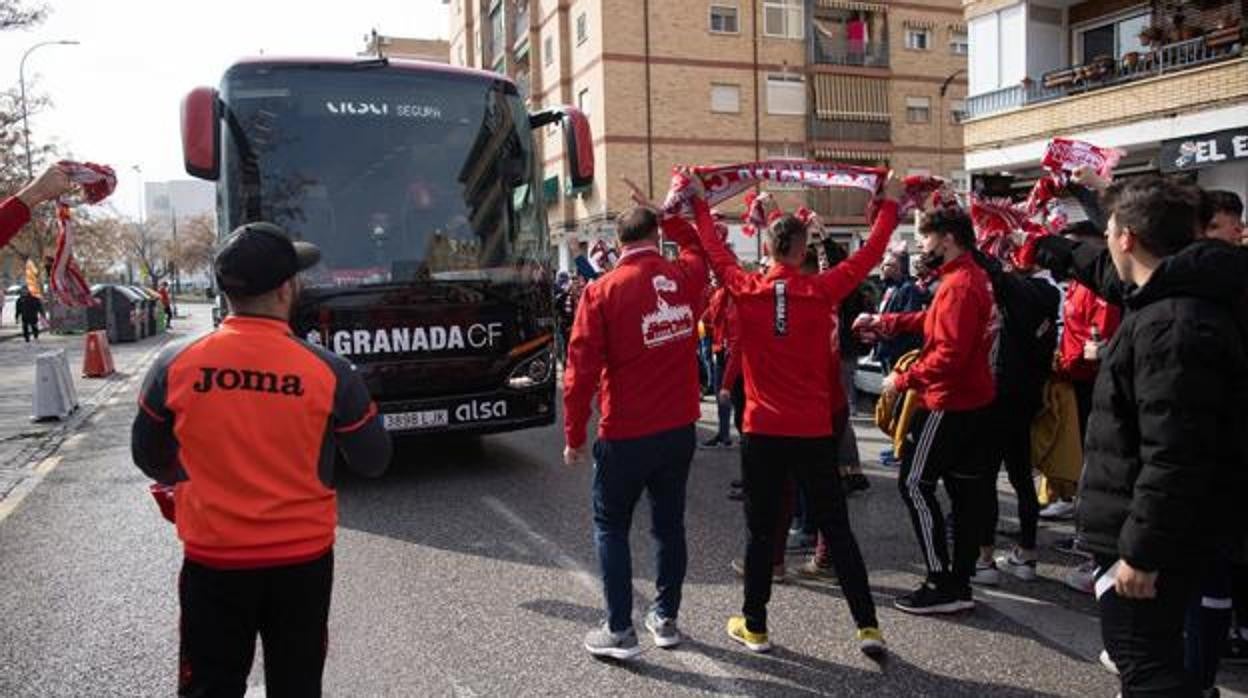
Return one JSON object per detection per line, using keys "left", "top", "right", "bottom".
{"left": 50, "top": 161, "right": 117, "bottom": 307}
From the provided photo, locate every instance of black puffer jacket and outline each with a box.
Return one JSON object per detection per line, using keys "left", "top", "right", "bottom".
{"left": 974, "top": 251, "right": 1060, "bottom": 411}
{"left": 1052, "top": 239, "right": 1248, "bottom": 571}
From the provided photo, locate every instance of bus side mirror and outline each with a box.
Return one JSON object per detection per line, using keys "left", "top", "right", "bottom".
{"left": 562, "top": 107, "right": 594, "bottom": 190}
{"left": 182, "top": 86, "right": 220, "bottom": 181}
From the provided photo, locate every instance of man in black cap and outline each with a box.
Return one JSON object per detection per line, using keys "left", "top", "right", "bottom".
{"left": 132, "top": 222, "right": 392, "bottom": 697}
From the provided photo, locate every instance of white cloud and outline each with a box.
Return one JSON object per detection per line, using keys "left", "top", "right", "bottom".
{"left": 1, "top": 0, "right": 449, "bottom": 218}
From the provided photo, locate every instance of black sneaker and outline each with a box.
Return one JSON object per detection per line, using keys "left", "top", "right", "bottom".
{"left": 1225, "top": 631, "right": 1248, "bottom": 664}
{"left": 700, "top": 437, "right": 724, "bottom": 449}
{"left": 894, "top": 582, "right": 975, "bottom": 615}
{"left": 584, "top": 623, "right": 641, "bottom": 660}
{"left": 730, "top": 479, "right": 743, "bottom": 488}
{"left": 845, "top": 473, "right": 871, "bottom": 493}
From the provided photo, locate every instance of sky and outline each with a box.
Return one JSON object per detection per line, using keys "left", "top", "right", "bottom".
{"left": 1, "top": 0, "right": 450, "bottom": 219}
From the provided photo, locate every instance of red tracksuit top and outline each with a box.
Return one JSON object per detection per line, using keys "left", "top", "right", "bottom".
{"left": 1056, "top": 279, "right": 1121, "bottom": 382}
{"left": 563, "top": 230, "right": 709, "bottom": 449}
{"left": 695, "top": 197, "right": 898, "bottom": 437}
{"left": 881, "top": 252, "right": 996, "bottom": 411}
{"left": 0, "top": 197, "right": 31, "bottom": 249}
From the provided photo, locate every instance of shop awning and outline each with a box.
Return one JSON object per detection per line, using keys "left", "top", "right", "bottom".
{"left": 813, "top": 74, "right": 890, "bottom": 122}
{"left": 816, "top": 0, "right": 887, "bottom": 12}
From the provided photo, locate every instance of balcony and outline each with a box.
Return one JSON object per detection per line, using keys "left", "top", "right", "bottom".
{"left": 812, "top": 39, "right": 889, "bottom": 67}
{"left": 512, "top": 4, "right": 530, "bottom": 51}
{"left": 965, "top": 30, "right": 1243, "bottom": 120}
{"left": 809, "top": 118, "right": 890, "bottom": 142}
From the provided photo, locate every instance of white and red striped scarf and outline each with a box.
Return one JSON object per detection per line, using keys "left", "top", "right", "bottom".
{"left": 662, "top": 161, "right": 888, "bottom": 216}
{"left": 51, "top": 161, "right": 116, "bottom": 307}
{"left": 1025, "top": 138, "right": 1124, "bottom": 216}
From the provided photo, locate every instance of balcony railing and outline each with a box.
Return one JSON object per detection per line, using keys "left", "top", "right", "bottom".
{"left": 809, "top": 118, "right": 891, "bottom": 142}
{"left": 965, "top": 33, "right": 1242, "bottom": 119}
{"left": 812, "top": 39, "right": 889, "bottom": 67}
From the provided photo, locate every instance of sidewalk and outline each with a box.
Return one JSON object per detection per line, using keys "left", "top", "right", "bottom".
{"left": 0, "top": 306, "right": 211, "bottom": 500}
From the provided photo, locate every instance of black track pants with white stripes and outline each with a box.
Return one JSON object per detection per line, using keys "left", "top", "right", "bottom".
{"left": 896, "top": 407, "right": 997, "bottom": 592}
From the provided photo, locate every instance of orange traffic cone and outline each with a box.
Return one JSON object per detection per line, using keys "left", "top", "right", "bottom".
{"left": 82, "top": 330, "right": 115, "bottom": 378}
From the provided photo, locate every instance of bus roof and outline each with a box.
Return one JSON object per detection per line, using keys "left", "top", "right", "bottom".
{"left": 226, "top": 56, "right": 511, "bottom": 85}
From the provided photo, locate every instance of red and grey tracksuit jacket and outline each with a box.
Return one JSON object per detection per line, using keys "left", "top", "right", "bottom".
{"left": 878, "top": 253, "right": 995, "bottom": 412}
{"left": 694, "top": 198, "right": 898, "bottom": 437}
{"left": 1056, "top": 279, "right": 1121, "bottom": 382}
{"left": 131, "top": 315, "right": 392, "bottom": 568}
{"left": 0, "top": 197, "right": 31, "bottom": 249}
{"left": 562, "top": 228, "right": 709, "bottom": 449}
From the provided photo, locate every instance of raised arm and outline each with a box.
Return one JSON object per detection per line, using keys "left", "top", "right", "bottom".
{"left": 815, "top": 200, "right": 898, "bottom": 302}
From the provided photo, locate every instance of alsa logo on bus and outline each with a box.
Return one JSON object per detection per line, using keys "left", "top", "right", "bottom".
{"left": 306, "top": 323, "right": 504, "bottom": 356}
{"left": 325, "top": 101, "right": 388, "bottom": 116}
{"left": 456, "top": 399, "right": 507, "bottom": 422}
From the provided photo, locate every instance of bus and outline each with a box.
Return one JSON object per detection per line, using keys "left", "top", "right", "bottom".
{"left": 180, "top": 56, "right": 594, "bottom": 435}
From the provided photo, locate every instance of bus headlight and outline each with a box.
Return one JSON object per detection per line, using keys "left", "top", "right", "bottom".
{"left": 508, "top": 349, "right": 553, "bottom": 389}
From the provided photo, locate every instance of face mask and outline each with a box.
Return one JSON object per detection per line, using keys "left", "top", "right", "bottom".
{"left": 919, "top": 250, "right": 945, "bottom": 271}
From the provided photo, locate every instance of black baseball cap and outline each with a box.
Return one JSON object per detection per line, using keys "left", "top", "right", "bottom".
{"left": 213, "top": 222, "right": 321, "bottom": 296}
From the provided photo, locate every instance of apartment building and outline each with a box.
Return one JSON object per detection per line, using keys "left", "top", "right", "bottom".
{"left": 961, "top": 0, "right": 1246, "bottom": 203}
{"left": 360, "top": 31, "right": 452, "bottom": 62}
{"left": 448, "top": 0, "right": 967, "bottom": 265}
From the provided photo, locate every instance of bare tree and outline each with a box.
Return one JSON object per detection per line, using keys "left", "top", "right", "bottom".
{"left": 170, "top": 214, "right": 217, "bottom": 277}
{"left": 0, "top": 0, "right": 46, "bottom": 32}
{"left": 122, "top": 221, "right": 171, "bottom": 287}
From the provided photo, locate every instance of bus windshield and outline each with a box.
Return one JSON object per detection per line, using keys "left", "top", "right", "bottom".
{"left": 220, "top": 63, "right": 546, "bottom": 287}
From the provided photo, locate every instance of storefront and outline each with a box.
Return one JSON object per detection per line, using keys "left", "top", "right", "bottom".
{"left": 1160, "top": 126, "right": 1248, "bottom": 211}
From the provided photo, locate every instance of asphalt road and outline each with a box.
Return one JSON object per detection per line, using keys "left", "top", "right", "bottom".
{"left": 0, "top": 308, "right": 1243, "bottom": 696}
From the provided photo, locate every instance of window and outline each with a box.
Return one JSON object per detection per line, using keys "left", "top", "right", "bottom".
{"left": 906, "top": 168, "right": 932, "bottom": 178}
{"left": 949, "top": 31, "right": 969, "bottom": 55}
{"left": 1075, "top": 12, "right": 1151, "bottom": 63}
{"left": 710, "top": 3, "right": 739, "bottom": 34}
{"left": 543, "top": 35, "right": 553, "bottom": 66}
{"left": 765, "top": 74, "right": 805, "bottom": 115}
{"left": 576, "top": 12, "right": 588, "bottom": 45}
{"left": 905, "top": 96, "right": 931, "bottom": 123}
{"left": 949, "top": 99, "right": 966, "bottom": 123}
{"left": 763, "top": 0, "right": 804, "bottom": 39}
{"left": 950, "top": 170, "right": 970, "bottom": 193}
{"left": 489, "top": 6, "right": 504, "bottom": 62}
{"left": 578, "top": 87, "right": 591, "bottom": 117}
{"left": 711, "top": 84, "right": 741, "bottom": 113}
{"left": 905, "top": 29, "right": 930, "bottom": 50}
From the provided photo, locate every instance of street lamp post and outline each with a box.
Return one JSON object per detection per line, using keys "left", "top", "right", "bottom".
{"left": 938, "top": 68, "right": 966, "bottom": 182}
{"left": 19, "top": 40, "right": 80, "bottom": 179}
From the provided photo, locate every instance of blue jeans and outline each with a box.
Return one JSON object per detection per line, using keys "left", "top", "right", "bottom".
{"left": 592, "top": 424, "right": 696, "bottom": 632}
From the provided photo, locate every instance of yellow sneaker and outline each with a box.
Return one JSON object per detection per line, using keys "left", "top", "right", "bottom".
{"left": 856, "top": 626, "right": 886, "bottom": 659}
{"left": 726, "top": 616, "right": 772, "bottom": 653}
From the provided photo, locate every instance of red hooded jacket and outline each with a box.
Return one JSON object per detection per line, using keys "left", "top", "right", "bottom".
{"left": 563, "top": 223, "right": 708, "bottom": 449}
{"left": 696, "top": 198, "right": 898, "bottom": 437}
{"left": 880, "top": 252, "right": 996, "bottom": 412}
{"left": 1057, "top": 280, "right": 1121, "bottom": 382}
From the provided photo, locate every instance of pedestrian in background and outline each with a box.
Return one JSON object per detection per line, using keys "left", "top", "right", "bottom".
{"left": 131, "top": 222, "right": 391, "bottom": 696}
{"left": 15, "top": 287, "right": 43, "bottom": 343}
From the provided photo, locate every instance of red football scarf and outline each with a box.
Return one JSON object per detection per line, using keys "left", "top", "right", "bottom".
{"left": 51, "top": 161, "right": 116, "bottom": 307}
{"left": 1026, "top": 138, "right": 1123, "bottom": 216}
{"left": 662, "top": 161, "right": 888, "bottom": 217}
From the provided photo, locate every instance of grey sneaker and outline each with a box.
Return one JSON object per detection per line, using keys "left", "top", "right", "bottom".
{"left": 644, "top": 609, "right": 683, "bottom": 649}
{"left": 584, "top": 623, "right": 641, "bottom": 660}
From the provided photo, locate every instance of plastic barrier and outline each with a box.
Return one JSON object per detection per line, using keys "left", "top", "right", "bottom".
{"left": 82, "top": 330, "right": 116, "bottom": 378}
{"left": 33, "top": 349, "right": 79, "bottom": 421}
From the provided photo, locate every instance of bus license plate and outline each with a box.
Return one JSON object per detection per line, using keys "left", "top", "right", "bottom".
{"left": 383, "top": 409, "right": 449, "bottom": 431}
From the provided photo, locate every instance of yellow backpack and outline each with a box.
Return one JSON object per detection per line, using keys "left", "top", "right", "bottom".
{"left": 874, "top": 349, "right": 922, "bottom": 459}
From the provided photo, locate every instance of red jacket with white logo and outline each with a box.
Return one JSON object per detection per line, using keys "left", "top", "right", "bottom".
{"left": 880, "top": 253, "right": 996, "bottom": 412}
{"left": 0, "top": 197, "right": 31, "bottom": 249}
{"left": 563, "top": 231, "right": 709, "bottom": 449}
{"left": 1056, "top": 279, "right": 1121, "bottom": 382}
{"left": 696, "top": 198, "right": 898, "bottom": 437}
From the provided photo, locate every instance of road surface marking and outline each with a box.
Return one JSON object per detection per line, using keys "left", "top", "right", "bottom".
{"left": 481, "top": 496, "right": 741, "bottom": 696}
{"left": 0, "top": 456, "right": 63, "bottom": 525}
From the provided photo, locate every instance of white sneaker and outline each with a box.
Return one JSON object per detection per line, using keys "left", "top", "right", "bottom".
{"left": 970, "top": 560, "right": 1000, "bottom": 586}
{"left": 1099, "top": 649, "right": 1119, "bottom": 675}
{"left": 1039, "top": 500, "right": 1076, "bottom": 520}
{"left": 1064, "top": 560, "right": 1096, "bottom": 594}
{"left": 996, "top": 549, "right": 1038, "bottom": 581}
